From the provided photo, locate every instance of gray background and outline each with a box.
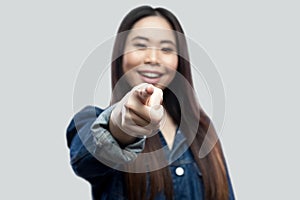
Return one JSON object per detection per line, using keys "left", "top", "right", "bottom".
{"left": 1, "top": 0, "right": 299, "bottom": 199}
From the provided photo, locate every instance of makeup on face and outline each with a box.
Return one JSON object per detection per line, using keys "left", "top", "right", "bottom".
{"left": 122, "top": 16, "right": 178, "bottom": 89}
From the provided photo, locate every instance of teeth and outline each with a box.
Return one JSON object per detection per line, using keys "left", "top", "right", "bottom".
{"left": 140, "top": 72, "right": 161, "bottom": 78}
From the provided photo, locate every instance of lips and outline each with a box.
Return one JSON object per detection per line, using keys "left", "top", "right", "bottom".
{"left": 138, "top": 71, "right": 162, "bottom": 78}
{"left": 137, "top": 70, "right": 163, "bottom": 84}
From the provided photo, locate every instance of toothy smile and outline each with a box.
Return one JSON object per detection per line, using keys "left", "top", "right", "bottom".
{"left": 138, "top": 71, "right": 162, "bottom": 78}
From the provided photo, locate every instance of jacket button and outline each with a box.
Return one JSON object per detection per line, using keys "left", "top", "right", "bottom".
{"left": 175, "top": 167, "right": 184, "bottom": 176}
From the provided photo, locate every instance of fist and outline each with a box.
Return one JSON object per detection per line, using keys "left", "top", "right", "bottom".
{"left": 110, "top": 83, "right": 164, "bottom": 139}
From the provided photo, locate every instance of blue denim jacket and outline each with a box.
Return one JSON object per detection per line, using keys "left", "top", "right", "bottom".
{"left": 66, "top": 106, "right": 235, "bottom": 200}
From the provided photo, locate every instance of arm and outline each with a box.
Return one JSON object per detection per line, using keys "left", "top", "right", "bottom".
{"left": 67, "top": 83, "right": 163, "bottom": 180}
{"left": 66, "top": 105, "right": 145, "bottom": 180}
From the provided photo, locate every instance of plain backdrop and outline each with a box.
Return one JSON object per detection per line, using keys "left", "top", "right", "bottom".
{"left": 1, "top": 0, "right": 299, "bottom": 199}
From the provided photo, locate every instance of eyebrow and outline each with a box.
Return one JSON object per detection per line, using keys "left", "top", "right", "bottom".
{"left": 131, "top": 36, "right": 149, "bottom": 42}
{"left": 131, "top": 36, "right": 176, "bottom": 46}
{"left": 160, "top": 40, "right": 176, "bottom": 46}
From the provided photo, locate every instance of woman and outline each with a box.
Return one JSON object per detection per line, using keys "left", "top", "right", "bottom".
{"left": 67, "top": 5, "right": 235, "bottom": 200}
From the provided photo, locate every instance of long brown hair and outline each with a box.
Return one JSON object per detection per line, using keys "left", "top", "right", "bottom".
{"left": 110, "top": 5, "right": 229, "bottom": 200}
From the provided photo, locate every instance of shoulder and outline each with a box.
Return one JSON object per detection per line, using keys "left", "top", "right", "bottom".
{"left": 74, "top": 105, "right": 103, "bottom": 119}
{"left": 66, "top": 105, "right": 105, "bottom": 148}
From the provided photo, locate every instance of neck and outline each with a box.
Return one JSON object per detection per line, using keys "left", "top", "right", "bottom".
{"left": 160, "top": 111, "right": 177, "bottom": 150}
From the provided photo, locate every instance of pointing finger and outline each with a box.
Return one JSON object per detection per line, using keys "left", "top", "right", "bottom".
{"left": 137, "top": 84, "right": 154, "bottom": 105}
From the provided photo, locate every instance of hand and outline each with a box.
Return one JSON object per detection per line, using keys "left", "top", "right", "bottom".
{"left": 109, "top": 83, "right": 164, "bottom": 145}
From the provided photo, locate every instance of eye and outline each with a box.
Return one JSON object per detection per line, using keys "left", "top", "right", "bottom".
{"left": 161, "top": 47, "right": 175, "bottom": 53}
{"left": 133, "top": 43, "right": 147, "bottom": 50}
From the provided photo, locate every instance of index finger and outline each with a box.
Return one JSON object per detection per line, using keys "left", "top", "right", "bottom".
{"left": 137, "top": 84, "right": 154, "bottom": 105}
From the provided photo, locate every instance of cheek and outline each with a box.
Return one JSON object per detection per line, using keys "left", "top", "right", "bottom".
{"left": 163, "top": 55, "right": 178, "bottom": 70}
{"left": 122, "top": 52, "right": 143, "bottom": 72}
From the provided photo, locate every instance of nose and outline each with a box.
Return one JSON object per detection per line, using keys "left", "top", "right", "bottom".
{"left": 144, "top": 47, "right": 159, "bottom": 65}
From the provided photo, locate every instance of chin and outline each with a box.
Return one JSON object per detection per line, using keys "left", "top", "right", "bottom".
{"left": 153, "top": 83, "right": 165, "bottom": 90}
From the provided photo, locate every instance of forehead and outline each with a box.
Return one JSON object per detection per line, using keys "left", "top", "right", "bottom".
{"left": 132, "top": 16, "right": 173, "bottom": 30}
{"left": 127, "top": 16, "right": 176, "bottom": 42}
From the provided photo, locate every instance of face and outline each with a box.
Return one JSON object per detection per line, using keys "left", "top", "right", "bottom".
{"left": 122, "top": 16, "right": 178, "bottom": 89}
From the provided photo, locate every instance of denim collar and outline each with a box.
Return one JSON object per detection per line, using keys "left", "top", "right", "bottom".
{"left": 158, "top": 129, "right": 192, "bottom": 165}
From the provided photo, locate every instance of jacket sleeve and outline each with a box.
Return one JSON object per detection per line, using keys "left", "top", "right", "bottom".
{"left": 66, "top": 105, "right": 145, "bottom": 180}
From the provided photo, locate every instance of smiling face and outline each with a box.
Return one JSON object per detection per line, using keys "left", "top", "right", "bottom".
{"left": 122, "top": 16, "right": 178, "bottom": 89}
